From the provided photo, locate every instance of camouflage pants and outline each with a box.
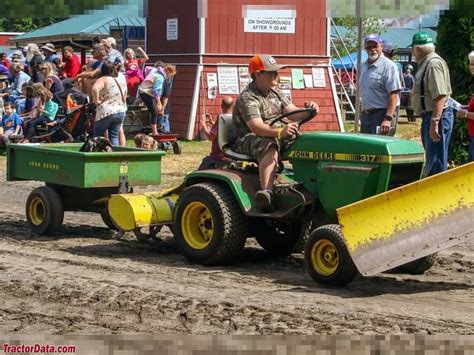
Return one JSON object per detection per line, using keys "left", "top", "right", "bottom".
{"left": 231, "top": 132, "right": 293, "bottom": 163}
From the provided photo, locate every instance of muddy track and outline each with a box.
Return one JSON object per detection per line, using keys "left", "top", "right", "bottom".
{"left": 0, "top": 175, "right": 473, "bottom": 334}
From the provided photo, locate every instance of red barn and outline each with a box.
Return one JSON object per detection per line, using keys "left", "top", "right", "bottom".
{"left": 146, "top": 0, "right": 342, "bottom": 139}
{"left": 0, "top": 32, "right": 23, "bottom": 47}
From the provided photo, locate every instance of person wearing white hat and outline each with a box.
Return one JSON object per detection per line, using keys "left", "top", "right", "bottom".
{"left": 41, "top": 43, "right": 61, "bottom": 75}
{"left": 41, "top": 43, "right": 58, "bottom": 63}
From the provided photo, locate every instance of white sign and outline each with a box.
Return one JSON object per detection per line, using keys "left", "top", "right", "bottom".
{"left": 238, "top": 67, "right": 251, "bottom": 92}
{"left": 244, "top": 17, "right": 295, "bottom": 34}
{"left": 243, "top": 8, "right": 296, "bottom": 34}
{"left": 304, "top": 74, "right": 314, "bottom": 88}
{"left": 217, "top": 66, "right": 239, "bottom": 95}
{"left": 207, "top": 73, "right": 217, "bottom": 99}
{"left": 167, "top": 18, "right": 178, "bottom": 41}
{"left": 312, "top": 67, "right": 326, "bottom": 88}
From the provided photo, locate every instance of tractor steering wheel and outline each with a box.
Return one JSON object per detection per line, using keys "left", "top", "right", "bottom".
{"left": 269, "top": 108, "right": 317, "bottom": 128}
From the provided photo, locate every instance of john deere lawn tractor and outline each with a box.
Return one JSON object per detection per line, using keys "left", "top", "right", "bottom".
{"left": 108, "top": 108, "right": 474, "bottom": 286}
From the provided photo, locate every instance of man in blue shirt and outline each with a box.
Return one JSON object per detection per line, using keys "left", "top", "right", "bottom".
{"left": 359, "top": 34, "right": 403, "bottom": 136}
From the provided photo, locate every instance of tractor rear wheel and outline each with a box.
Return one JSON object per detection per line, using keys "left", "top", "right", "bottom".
{"left": 26, "top": 186, "right": 64, "bottom": 235}
{"left": 394, "top": 253, "right": 438, "bottom": 274}
{"left": 251, "top": 219, "right": 310, "bottom": 257}
{"left": 174, "top": 183, "right": 248, "bottom": 265}
{"left": 304, "top": 224, "right": 359, "bottom": 286}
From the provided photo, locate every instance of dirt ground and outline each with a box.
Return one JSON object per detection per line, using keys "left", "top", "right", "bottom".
{"left": 0, "top": 152, "right": 473, "bottom": 335}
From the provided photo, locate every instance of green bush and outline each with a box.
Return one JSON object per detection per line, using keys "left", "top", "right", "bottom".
{"left": 437, "top": 14, "right": 474, "bottom": 166}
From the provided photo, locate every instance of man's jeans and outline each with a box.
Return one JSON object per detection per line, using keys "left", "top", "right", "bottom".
{"left": 421, "top": 107, "right": 454, "bottom": 176}
{"left": 360, "top": 107, "right": 399, "bottom": 136}
{"left": 93, "top": 112, "right": 126, "bottom": 146}
{"left": 469, "top": 137, "right": 474, "bottom": 162}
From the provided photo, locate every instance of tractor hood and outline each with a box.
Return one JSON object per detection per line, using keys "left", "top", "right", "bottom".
{"left": 286, "top": 132, "right": 425, "bottom": 164}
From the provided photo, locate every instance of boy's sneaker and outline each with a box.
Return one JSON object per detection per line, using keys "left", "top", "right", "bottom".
{"left": 255, "top": 189, "right": 273, "bottom": 212}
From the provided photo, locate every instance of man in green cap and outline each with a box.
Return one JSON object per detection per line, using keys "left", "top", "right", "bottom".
{"left": 411, "top": 31, "right": 453, "bottom": 176}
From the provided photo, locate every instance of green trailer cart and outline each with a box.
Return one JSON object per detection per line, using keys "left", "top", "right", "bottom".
{"left": 6, "top": 143, "right": 164, "bottom": 235}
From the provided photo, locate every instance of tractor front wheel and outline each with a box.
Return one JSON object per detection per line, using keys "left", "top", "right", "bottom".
{"left": 304, "top": 224, "right": 359, "bottom": 286}
{"left": 173, "top": 183, "right": 248, "bottom": 265}
{"left": 26, "top": 186, "right": 64, "bottom": 235}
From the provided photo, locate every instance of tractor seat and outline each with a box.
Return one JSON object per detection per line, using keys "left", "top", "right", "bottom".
{"left": 217, "top": 113, "right": 256, "bottom": 162}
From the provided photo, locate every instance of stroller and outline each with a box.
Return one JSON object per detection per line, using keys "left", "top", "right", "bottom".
{"left": 24, "top": 88, "right": 95, "bottom": 143}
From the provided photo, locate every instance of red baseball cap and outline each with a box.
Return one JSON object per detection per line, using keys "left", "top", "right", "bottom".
{"left": 248, "top": 54, "right": 285, "bottom": 75}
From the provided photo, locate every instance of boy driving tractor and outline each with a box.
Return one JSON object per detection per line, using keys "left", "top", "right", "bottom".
{"left": 230, "top": 54, "right": 319, "bottom": 212}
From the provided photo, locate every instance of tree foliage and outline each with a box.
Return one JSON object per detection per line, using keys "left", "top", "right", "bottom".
{"left": 332, "top": 17, "right": 385, "bottom": 57}
{"left": 436, "top": 13, "right": 474, "bottom": 165}
{"left": 0, "top": 18, "right": 61, "bottom": 33}
{"left": 0, "top": 0, "right": 125, "bottom": 18}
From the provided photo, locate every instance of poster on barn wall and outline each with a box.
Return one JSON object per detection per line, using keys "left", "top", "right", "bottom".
{"left": 217, "top": 66, "right": 239, "bottom": 95}
{"left": 166, "top": 18, "right": 178, "bottom": 41}
{"left": 238, "top": 67, "right": 251, "bottom": 92}
{"left": 207, "top": 73, "right": 217, "bottom": 99}
{"left": 304, "top": 74, "right": 314, "bottom": 88}
{"left": 312, "top": 67, "right": 326, "bottom": 88}
{"left": 291, "top": 69, "right": 305, "bottom": 89}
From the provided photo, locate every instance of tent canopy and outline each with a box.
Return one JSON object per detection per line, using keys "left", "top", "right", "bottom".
{"left": 332, "top": 51, "right": 368, "bottom": 70}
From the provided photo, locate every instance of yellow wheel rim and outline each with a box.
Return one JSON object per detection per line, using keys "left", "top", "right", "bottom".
{"left": 181, "top": 201, "right": 214, "bottom": 250}
{"left": 29, "top": 197, "right": 45, "bottom": 226}
{"left": 310, "top": 239, "right": 339, "bottom": 276}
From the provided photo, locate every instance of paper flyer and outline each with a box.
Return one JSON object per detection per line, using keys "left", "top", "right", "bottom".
{"left": 238, "top": 67, "right": 251, "bottom": 92}
{"left": 304, "top": 74, "right": 314, "bottom": 88}
{"left": 207, "top": 73, "right": 218, "bottom": 99}
{"left": 312, "top": 67, "right": 326, "bottom": 88}
{"left": 217, "top": 66, "right": 239, "bottom": 95}
{"left": 291, "top": 69, "right": 305, "bottom": 89}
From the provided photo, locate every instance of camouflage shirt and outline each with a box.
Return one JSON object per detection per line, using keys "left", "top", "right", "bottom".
{"left": 231, "top": 81, "right": 291, "bottom": 140}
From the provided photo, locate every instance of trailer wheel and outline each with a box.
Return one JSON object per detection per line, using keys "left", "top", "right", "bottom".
{"left": 172, "top": 141, "right": 181, "bottom": 155}
{"left": 26, "top": 186, "right": 64, "bottom": 235}
{"left": 133, "top": 225, "right": 163, "bottom": 242}
{"left": 251, "top": 219, "right": 310, "bottom": 257}
{"left": 394, "top": 253, "right": 438, "bottom": 274}
{"left": 100, "top": 208, "right": 118, "bottom": 230}
{"left": 304, "top": 224, "right": 359, "bottom": 286}
{"left": 174, "top": 183, "right": 247, "bottom": 265}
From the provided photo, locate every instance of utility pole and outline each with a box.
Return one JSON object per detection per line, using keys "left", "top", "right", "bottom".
{"left": 354, "top": 0, "right": 362, "bottom": 133}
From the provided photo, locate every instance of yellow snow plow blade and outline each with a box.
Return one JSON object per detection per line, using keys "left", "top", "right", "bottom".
{"left": 337, "top": 162, "right": 474, "bottom": 276}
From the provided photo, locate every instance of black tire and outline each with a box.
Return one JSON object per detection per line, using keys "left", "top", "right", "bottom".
{"left": 393, "top": 253, "right": 438, "bottom": 275}
{"left": 26, "top": 186, "right": 64, "bottom": 235}
{"left": 173, "top": 183, "right": 248, "bottom": 265}
{"left": 292, "top": 208, "right": 338, "bottom": 253}
{"left": 100, "top": 207, "right": 118, "bottom": 230}
{"left": 304, "top": 224, "right": 359, "bottom": 286}
{"left": 172, "top": 141, "right": 181, "bottom": 155}
{"left": 251, "top": 218, "right": 310, "bottom": 257}
{"left": 133, "top": 225, "right": 163, "bottom": 242}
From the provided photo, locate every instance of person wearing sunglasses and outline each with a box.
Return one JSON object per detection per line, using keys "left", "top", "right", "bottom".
{"left": 230, "top": 54, "right": 318, "bottom": 212}
{"left": 359, "top": 34, "right": 403, "bottom": 136}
